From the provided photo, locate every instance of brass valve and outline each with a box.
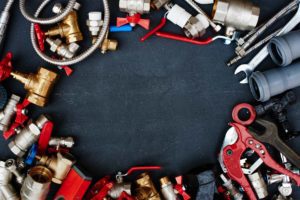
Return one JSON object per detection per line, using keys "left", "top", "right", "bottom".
{"left": 45, "top": 3, "right": 83, "bottom": 44}
{"left": 10, "top": 67, "right": 58, "bottom": 107}
{"left": 36, "top": 152, "right": 75, "bottom": 184}
{"left": 92, "top": 33, "right": 118, "bottom": 54}
{"left": 135, "top": 173, "right": 161, "bottom": 200}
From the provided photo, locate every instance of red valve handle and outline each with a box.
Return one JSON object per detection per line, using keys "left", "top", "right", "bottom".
{"left": 232, "top": 103, "right": 256, "bottom": 125}
{"left": 117, "top": 191, "right": 135, "bottom": 200}
{"left": 126, "top": 166, "right": 162, "bottom": 175}
{"left": 117, "top": 14, "right": 150, "bottom": 30}
{"left": 155, "top": 32, "right": 213, "bottom": 45}
{"left": 59, "top": 65, "right": 73, "bottom": 76}
{"left": 174, "top": 176, "right": 191, "bottom": 200}
{"left": 0, "top": 52, "right": 13, "bottom": 82}
{"left": 38, "top": 121, "right": 54, "bottom": 154}
{"left": 34, "top": 24, "right": 45, "bottom": 52}
{"left": 140, "top": 17, "right": 167, "bottom": 42}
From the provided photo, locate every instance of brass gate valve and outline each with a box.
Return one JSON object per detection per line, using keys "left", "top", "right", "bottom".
{"left": 45, "top": 3, "right": 83, "bottom": 44}
{"left": 135, "top": 173, "right": 161, "bottom": 200}
{"left": 36, "top": 152, "right": 75, "bottom": 184}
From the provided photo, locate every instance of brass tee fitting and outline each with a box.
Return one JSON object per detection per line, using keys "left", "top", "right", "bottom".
{"left": 135, "top": 173, "right": 161, "bottom": 200}
{"left": 21, "top": 166, "right": 52, "bottom": 200}
{"left": 10, "top": 67, "right": 58, "bottom": 107}
{"left": 45, "top": 9, "right": 83, "bottom": 44}
{"left": 36, "top": 152, "right": 75, "bottom": 184}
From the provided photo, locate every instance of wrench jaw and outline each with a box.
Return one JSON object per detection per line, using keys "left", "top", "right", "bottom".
{"left": 234, "top": 64, "right": 252, "bottom": 84}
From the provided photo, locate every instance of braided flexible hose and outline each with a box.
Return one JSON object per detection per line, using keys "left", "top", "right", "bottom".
{"left": 19, "top": 0, "right": 76, "bottom": 24}
{"left": 4, "top": 0, "right": 14, "bottom": 12}
{"left": 29, "top": 0, "right": 110, "bottom": 66}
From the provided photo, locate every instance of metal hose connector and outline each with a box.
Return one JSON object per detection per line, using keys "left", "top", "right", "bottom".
{"left": 4, "top": 0, "right": 14, "bottom": 12}
{"left": 30, "top": 0, "right": 110, "bottom": 66}
{"left": 19, "top": 0, "right": 76, "bottom": 24}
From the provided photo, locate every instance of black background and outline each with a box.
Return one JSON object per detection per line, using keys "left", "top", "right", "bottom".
{"left": 0, "top": 0, "right": 300, "bottom": 199}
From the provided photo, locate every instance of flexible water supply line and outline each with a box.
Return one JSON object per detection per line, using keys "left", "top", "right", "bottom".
{"left": 28, "top": 0, "right": 110, "bottom": 66}
{"left": 19, "top": 0, "right": 77, "bottom": 24}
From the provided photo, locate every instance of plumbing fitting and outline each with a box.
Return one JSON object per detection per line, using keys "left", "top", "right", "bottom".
{"left": 46, "top": 38, "right": 79, "bottom": 59}
{"left": 220, "top": 174, "right": 243, "bottom": 200}
{"left": 36, "top": 152, "right": 75, "bottom": 184}
{"left": 108, "top": 175, "right": 131, "bottom": 199}
{"left": 93, "top": 33, "right": 118, "bottom": 54}
{"left": 10, "top": 67, "right": 58, "bottom": 107}
{"left": 117, "top": 0, "right": 151, "bottom": 29}
{"left": 20, "top": 166, "right": 53, "bottom": 200}
{"left": 135, "top": 172, "right": 161, "bottom": 200}
{"left": 0, "top": 161, "right": 19, "bottom": 200}
{"left": 166, "top": 4, "right": 209, "bottom": 38}
{"left": 0, "top": 0, "right": 14, "bottom": 48}
{"left": 249, "top": 62, "right": 300, "bottom": 102}
{"left": 160, "top": 177, "right": 177, "bottom": 200}
{"left": 212, "top": 0, "right": 260, "bottom": 36}
{"left": 268, "top": 30, "right": 300, "bottom": 66}
{"left": 5, "top": 159, "right": 25, "bottom": 184}
{"left": 151, "top": 0, "right": 171, "bottom": 10}
{"left": 49, "top": 137, "right": 75, "bottom": 149}
{"left": 248, "top": 172, "right": 268, "bottom": 199}
{"left": 0, "top": 94, "right": 20, "bottom": 132}
{"left": 45, "top": 3, "right": 83, "bottom": 44}
{"left": 87, "top": 12, "right": 103, "bottom": 36}
{"left": 9, "top": 114, "right": 49, "bottom": 157}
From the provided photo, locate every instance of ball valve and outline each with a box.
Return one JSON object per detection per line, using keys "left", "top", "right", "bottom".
{"left": 0, "top": 161, "right": 19, "bottom": 200}
{"left": 212, "top": 0, "right": 260, "bottom": 36}
{"left": 135, "top": 173, "right": 161, "bottom": 200}
{"left": 117, "top": 0, "right": 151, "bottom": 29}
{"left": 0, "top": 94, "right": 21, "bottom": 132}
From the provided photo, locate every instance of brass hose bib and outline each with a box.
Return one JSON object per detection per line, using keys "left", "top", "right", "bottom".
{"left": 10, "top": 67, "right": 58, "bottom": 107}
{"left": 21, "top": 166, "right": 53, "bottom": 200}
{"left": 36, "top": 152, "right": 75, "bottom": 184}
{"left": 135, "top": 173, "right": 161, "bottom": 200}
{"left": 45, "top": 3, "right": 83, "bottom": 44}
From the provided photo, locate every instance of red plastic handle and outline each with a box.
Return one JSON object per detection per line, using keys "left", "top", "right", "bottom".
{"left": 155, "top": 32, "right": 213, "bottom": 45}
{"left": 140, "top": 18, "right": 167, "bottom": 42}
{"left": 0, "top": 52, "right": 13, "bottom": 82}
{"left": 232, "top": 103, "right": 256, "bottom": 125}
{"left": 126, "top": 166, "right": 162, "bottom": 175}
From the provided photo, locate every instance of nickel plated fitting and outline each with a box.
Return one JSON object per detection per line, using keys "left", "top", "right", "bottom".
{"left": 45, "top": 3, "right": 83, "bottom": 44}
{"left": 9, "top": 115, "right": 49, "bottom": 157}
{"left": 86, "top": 12, "right": 103, "bottom": 36}
{"left": 248, "top": 172, "right": 268, "bottom": 199}
{"left": 5, "top": 159, "right": 24, "bottom": 184}
{"left": 36, "top": 152, "right": 75, "bottom": 184}
{"left": 151, "top": 0, "right": 171, "bottom": 10}
{"left": 160, "top": 177, "right": 177, "bottom": 200}
{"left": 135, "top": 172, "right": 161, "bottom": 200}
{"left": 166, "top": 4, "right": 209, "bottom": 38}
{"left": 0, "top": 161, "right": 19, "bottom": 200}
{"left": 10, "top": 67, "right": 58, "bottom": 107}
{"left": 49, "top": 137, "right": 75, "bottom": 149}
{"left": 119, "top": 0, "right": 151, "bottom": 15}
{"left": 0, "top": 94, "right": 21, "bottom": 132}
{"left": 46, "top": 38, "right": 79, "bottom": 59}
{"left": 21, "top": 166, "right": 52, "bottom": 200}
{"left": 212, "top": 0, "right": 260, "bottom": 36}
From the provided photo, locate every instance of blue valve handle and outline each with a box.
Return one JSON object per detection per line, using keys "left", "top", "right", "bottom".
{"left": 25, "top": 143, "right": 38, "bottom": 165}
{"left": 110, "top": 25, "right": 132, "bottom": 32}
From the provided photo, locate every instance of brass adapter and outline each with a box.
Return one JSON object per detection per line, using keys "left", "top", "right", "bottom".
{"left": 36, "top": 152, "right": 75, "bottom": 184}
{"left": 45, "top": 10, "right": 83, "bottom": 44}
{"left": 135, "top": 173, "right": 161, "bottom": 200}
{"left": 10, "top": 67, "right": 58, "bottom": 107}
{"left": 92, "top": 34, "right": 118, "bottom": 54}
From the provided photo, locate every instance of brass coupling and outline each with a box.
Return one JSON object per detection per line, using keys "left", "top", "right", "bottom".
{"left": 135, "top": 173, "right": 161, "bottom": 200}
{"left": 92, "top": 35, "right": 118, "bottom": 54}
{"left": 10, "top": 67, "right": 58, "bottom": 107}
{"left": 0, "top": 161, "right": 19, "bottom": 200}
{"left": 45, "top": 3, "right": 83, "bottom": 44}
{"left": 0, "top": 94, "right": 21, "bottom": 132}
{"left": 21, "top": 166, "right": 52, "bottom": 200}
{"left": 9, "top": 115, "right": 49, "bottom": 157}
{"left": 36, "top": 152, "right": 75, "bottom": 184}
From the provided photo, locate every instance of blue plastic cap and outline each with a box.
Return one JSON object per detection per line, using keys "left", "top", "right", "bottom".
{"left": 110, "top": 25, "right": 133, "bottom": 32}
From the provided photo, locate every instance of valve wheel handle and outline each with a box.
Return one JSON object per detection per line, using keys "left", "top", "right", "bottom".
{"left": 232, "top": 103, "right": 256, "bottom": 125}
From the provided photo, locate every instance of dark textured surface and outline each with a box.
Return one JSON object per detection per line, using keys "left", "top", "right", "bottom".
{"left": 1, "top": 0, "right": 300, "bottom": 199}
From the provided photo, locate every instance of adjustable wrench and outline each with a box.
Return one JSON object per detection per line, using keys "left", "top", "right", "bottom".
{"left": 249, "top": 119, "right": 300, "bottom": 169}
{"left": 234, "top": 3, "right": 300, "bottom": 84}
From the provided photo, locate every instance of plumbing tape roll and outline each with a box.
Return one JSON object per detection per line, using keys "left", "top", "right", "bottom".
{"left": 268, "top": 30, "right": 300, "bottom": 67}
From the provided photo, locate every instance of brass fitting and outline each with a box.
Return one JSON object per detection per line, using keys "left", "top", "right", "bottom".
{"left": 36, "top": 152, "right": 75, "bottom": 184}
{"left": 45, "top": 3, "right": 83, "bottom": 44}
{"left": 21, "top": 166, "right": 52, "bottom": 200}
{"left": 10, "top": 67, "right": 58, "bottom": 107}
{"left": 135, "top": 173, "right": 161, "bottom": 200}
{"left": 46, "top": 38, "right": 80, "bottom": 59}
{"left": 92, "top": 34, "right": 118, "bottom": 54}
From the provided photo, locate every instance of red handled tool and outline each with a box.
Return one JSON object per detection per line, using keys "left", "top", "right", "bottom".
{"left": 86, "top": 176, "right": 114, "bottom": 200}
{"left": 3, "top": 99, "right": 30, "bottom": 140}
{"left": 117, "top": 13, "right": 150, "bottom": 30}
{"left": 232, "top": 103, "right": 256, "bottom": 125}
{"left": 117, "top": 191, "right": 135, "bottom": 200}
{"left": 34, "top": 24, "right": 45, "bottom": 51}
{"left": 0, "top": 52, "right": 13, "bottom": 81}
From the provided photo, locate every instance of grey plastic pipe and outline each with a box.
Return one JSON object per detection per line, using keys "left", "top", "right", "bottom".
{"left": 19, "top": 0, "right": 76, "bottom": 24}
{"left": 249, "top": 62, "right": 300, "bottom": 102}
{"left": 268, "top": 30, "right": 300, "bottom": 66}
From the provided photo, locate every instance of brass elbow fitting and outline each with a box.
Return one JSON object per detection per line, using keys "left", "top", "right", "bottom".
{"left": 135, "top": 173, "right": 161, "bottom": 200}
{"left": 36, "top": 152, "right": 75, "bottom": 184}
{"left": 92, "top": 35, "right": 118, "bottom": 54}
{"left": 45, "top": 9, "right": 83, "bottom": 44}
{"left": 10, "top": 67, "right": 58, "bottom": 107}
